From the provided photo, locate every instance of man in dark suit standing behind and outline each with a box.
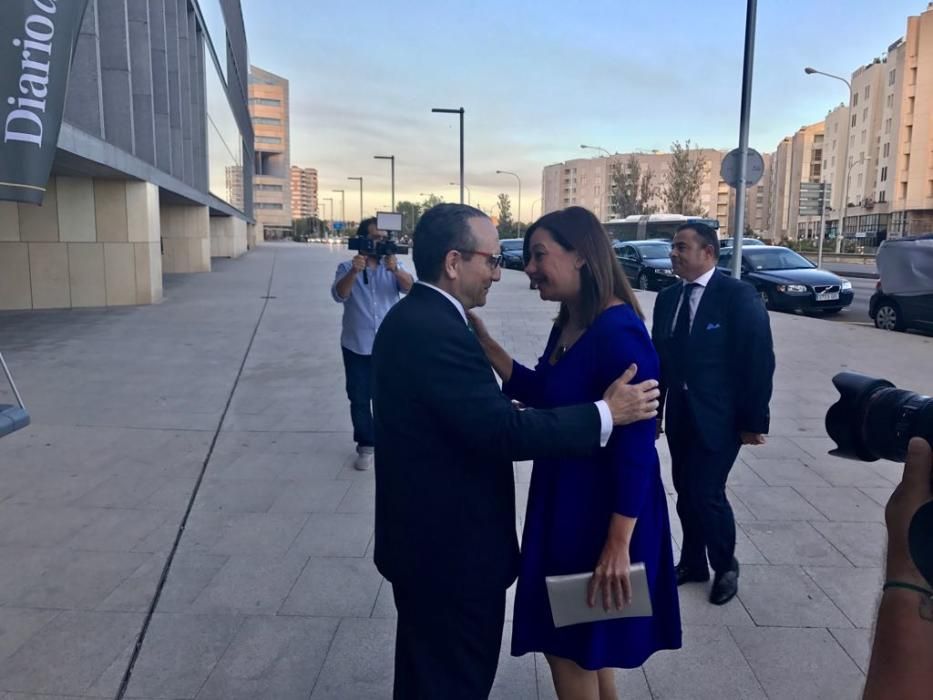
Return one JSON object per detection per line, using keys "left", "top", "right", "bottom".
{"left": 372, "top": 204, "right": 662, "bottom": 699}
{"left": 652, "top": 223, "right": 775, "bottom": 606}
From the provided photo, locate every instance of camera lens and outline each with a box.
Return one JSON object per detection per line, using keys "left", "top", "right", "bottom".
{"left": 826, "top": 372, "right": 933, "bottom": 462}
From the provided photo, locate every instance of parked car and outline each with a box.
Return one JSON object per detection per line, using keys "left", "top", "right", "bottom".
{"left": 500, "top": 238, "right": 525, "bottom": 270}
{"left": 869, "top": 235, "right": 933, "bottom": 332}
{"left": 717, "top": 246, "right": 854, "bottom": 314}
{"left": 614, "top": 240, "right": 678, "bottom": 291}
{"left": 720, "top": 237, "right": 766, "bottom": 248}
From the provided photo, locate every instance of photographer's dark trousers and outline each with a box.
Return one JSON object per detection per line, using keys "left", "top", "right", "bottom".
{"left": 666, "top": 388, "right": 741, "bottom": 575}
{"left": 342, "top": 347, "right": 374, "bottom": 448}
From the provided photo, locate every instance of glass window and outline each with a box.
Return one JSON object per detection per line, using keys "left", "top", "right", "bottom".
{"left": 889, "top": 69, "right": 896, "bottom": 86}
{"left": 853, "top": 93, "right": 859, "bottom": 107}
{"left": 254, "top": 116, "right": 282, "bottom": 125}
{"left": 851, "top": 115, "right": 857, "bottom": 127}
{"left": 250, "top": 98, "right": 281, "bottom": 106}
{"left": 864, "top": 85, "right": 870, "bottom": 100}
{"left": 198, "top": 0, "right": 228, "bottom": 81}
{"left": 255, "top": 202, "right": 284, "bottom": 209}
{"left": 256, "top": 136, "right": 282, "bottom": 144}
{"left": 205, "top": 45, "right": 243, "bottom": 208}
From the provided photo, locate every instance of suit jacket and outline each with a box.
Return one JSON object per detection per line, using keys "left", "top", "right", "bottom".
{"left": 651, "top": 270, "right": 775, "bottom": 451}
{"left": 372, "top": 284, "right": 601, "bottom": 595}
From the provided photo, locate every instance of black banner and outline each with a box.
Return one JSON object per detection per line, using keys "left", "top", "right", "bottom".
{"left": 0, "top": 0, "right": 90, "bottom": 205}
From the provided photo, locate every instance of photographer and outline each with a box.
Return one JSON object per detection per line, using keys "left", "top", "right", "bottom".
{"left": 863, "top": 437, "right": 933, "bottom": 699}
{"left": 332, "top": 218, "right": 413, "bottom": 470}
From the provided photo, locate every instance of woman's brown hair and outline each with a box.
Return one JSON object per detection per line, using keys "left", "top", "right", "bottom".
{"left": 524, "top": 206, "right": 644, "bottom": 328}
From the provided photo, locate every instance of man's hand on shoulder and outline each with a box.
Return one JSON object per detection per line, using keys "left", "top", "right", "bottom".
{"left": 603, "top": 364, "right": 660, "bottom": 426}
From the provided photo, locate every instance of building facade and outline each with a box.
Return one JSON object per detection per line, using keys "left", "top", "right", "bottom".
{"left": 542, "top": 148, "right": 735, "bottom": 236}
{"left": 290, "top": 166, "right": 319, "bottom": 219}
{"left": 783, "top": 4, "right": 933, "bottom": 246}
{"left": 768, "top": 122, "right": 825, "bottom": 242}
{"left": 248, "top": 66, "right": 291, "bottom": 239}
{"left": 0, "top": 0, "right": 254, "bottom": 311}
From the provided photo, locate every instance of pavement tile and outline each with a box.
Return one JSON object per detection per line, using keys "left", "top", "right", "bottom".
{"left": 122, "top": 613, "right": 243, "bottom": 699}
{"left": 289, "top": 512, "right": 374, "bottom": 557}
{"left": 178, "top": 511, "right": 309, "bottom": 556}
{"left": 268, "top": 479, "right": 352, "bottom": 513}
{"left": 729, "top": 626, "right": 865, "bottom": 700}
{"left": 195, "top": 616, "right": 339, "bottom": 700}
{"left": 643, "top": 625, "right": 766, "bottom": 699}
{"left": 794, "top": 485, "right": 886, "bottom": 523}
{"left": 279, "top": 557, "right": 381, "bottom": 618}
{"left": 188, "top": 552, "right": 310, "bottom": 615}
{"left": 730, "top": 486, "right": 826, "bottom": 521}
{"left": 0, "top": 611, "right": 141, "bottom": 697}
{"left": 742, "top": 457, "right": 832, "bottom": 486}
{"left": 810, "top": 521, "right": 886, "bottom": 567}
{"left": 0, "top": 609, "right": 59, "bottom": 664}
{"left": 804, "top": 566, "right": 884, "bottom": 629}
{"left": 829, "top": 628, "right": 873, "bottom": 674}
{"left": 739, "top": 521, "right": 851, "bottom": 566}
{"left": 191, "top": 478, "right": 287, "bottom": 513}
{"left": 736, "top": 564, "right": 853, "bottom": 628}
{"left": 310, "top": 618, "right": 395, "bottom": 699}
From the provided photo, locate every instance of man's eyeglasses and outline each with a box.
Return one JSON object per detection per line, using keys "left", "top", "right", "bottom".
{"left": 456, "top": 249, "right": 504, "bottom": 269}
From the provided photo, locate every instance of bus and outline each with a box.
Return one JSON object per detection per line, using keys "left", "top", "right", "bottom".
{"left": 603, "top": 214, "right": 720, "bottom": 242}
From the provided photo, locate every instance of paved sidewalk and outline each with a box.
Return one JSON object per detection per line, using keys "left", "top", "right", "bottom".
{"left": 0, "top": 241, "right": 931, "bottom": 699}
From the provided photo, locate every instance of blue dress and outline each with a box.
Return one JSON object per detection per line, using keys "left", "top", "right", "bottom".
{"left": 505, "top": 304, "right": 682, "bottom": 670}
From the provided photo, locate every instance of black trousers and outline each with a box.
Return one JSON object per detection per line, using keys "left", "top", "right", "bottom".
{"left": 666, "top": 390, "right": 741, "bottom": 575}
{"left": 391, "top": 583, "right": 506, "bottom": 700}
{"left": 341, "top": 347, "right": 374, "bottom": 448}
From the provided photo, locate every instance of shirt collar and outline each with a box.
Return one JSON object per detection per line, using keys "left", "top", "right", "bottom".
{"left": 684, "top": 267, "right": 717, "bottom": 289}
{"left": 416, "top": 281, "right": 468, "bottom": 324}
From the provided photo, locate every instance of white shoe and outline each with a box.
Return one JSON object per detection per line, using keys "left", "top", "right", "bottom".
{"left": 354, "top": 447, "right": 374, "bottom": 471}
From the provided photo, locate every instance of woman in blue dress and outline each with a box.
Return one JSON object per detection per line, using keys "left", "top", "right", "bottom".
{"left": 469, "top": 207, "right": 681, "bottom": 699}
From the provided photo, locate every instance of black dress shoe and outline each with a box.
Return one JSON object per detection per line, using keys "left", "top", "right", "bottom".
{"left": 710, "top": 561, "right": 740, "bottom": 605}
{"left": 675, "top": 563, "right": 710, "bottom": 586}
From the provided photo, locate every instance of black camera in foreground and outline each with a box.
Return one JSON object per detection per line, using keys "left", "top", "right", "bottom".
{"left": 827, "top": 372, "right": 933, "bottom": 463}
{"left": 827, "top": 372, "right": 933, "bottom": 586}
{"left": 347, "top": 235, "right": 408, "bottom": 257}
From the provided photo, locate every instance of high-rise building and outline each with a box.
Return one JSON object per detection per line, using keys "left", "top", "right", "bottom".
{"left": 290, "top": 166, "right": 319, "bottom": 219}
{"left": 249, "top": 66, "right": 291, "bottom": 239}
{"left": 541, "top": 148, "right": 735, "bottom": 236}
{"left": 768, "top": 122, "right": 825, "bottom": 242}
{"left": 814, "top": 3, "right": 933, "bottom": 243}
{"left": 0, "top": 0, "right": 254, "bottom": 311}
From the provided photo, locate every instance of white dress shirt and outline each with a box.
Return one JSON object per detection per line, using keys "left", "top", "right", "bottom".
{"left": 670, "top": 267, "right": 717, "bottom": 333}
{"left": 417, "top": 282, "right": 613, "bottom": 447}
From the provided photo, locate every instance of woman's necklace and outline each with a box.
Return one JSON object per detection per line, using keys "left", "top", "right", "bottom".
{"left": 553, "top": 326, "right": 585, "bottom": 363}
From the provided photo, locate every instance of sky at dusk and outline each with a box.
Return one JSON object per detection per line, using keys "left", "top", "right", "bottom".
{"left": 242, "top": 0, "right": 926, "bottom": 221}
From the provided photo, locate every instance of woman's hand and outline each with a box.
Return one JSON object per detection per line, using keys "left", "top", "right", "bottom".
{"left": 587, "top": 522, "right": 634, "bottom": 611}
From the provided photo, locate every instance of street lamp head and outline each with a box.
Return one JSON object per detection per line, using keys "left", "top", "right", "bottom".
{"left": 804, "top": 67, "right": 817, "bottom": 75}
{"left": 496, "top": 170, "right": 504, "bottom": 174}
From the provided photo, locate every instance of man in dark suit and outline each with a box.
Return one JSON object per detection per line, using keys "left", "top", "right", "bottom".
{"left": 652, "top": 222, "right": 775, "bottom": 606}
{"left": 372, "top": 203, "right": 662, "bottom": 699}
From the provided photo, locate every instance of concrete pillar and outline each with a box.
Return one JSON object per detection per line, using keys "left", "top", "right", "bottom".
{"left": 160, "top": 203, "right": 210, "bottom": 273}
{"left": 0, "top": 178, "right": 163, "bottom": 310}
{"left": 210, "top": 216, "right": 248, "bottom": 259}
{"left": 247, "top": 222, "right": 259, "bottom": 249}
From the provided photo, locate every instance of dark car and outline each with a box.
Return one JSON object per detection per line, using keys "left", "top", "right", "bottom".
{"left": 614, "top": 240, "right": 678, "bottom": 291}
{"left": 720, "top": 237, "right": 766, "bottom": 249}
{"left": 717, "top": 246, "right": 854, "bottom": 314}
{"left": 869, "top": 236, "right": 933, "bottom": 332}
{"left": 500, "top": 238, "right": 525, "bottom": 270}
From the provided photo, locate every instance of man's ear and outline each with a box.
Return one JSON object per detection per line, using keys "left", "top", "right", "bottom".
{"left": 443, "top": 250, "right": 460, "bottom": 280}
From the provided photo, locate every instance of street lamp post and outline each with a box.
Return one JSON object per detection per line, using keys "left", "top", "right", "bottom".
{"left": 432, "top": 107, "right": 465, "bottom": 203}
{"left": 449, "top": 182, "right": 471, "bottom": 205}
{"left": 323, "top": 197, "right": 334, "bottom": 239}
{"left": 348, "top": 177, "right": 363, "bottom": 223}
{"left": 374, "top": 155, "right": 396, "bottom": 210}
{"left": 496, "top": 170, "right": 522, "bottom": 234}
{"left": 332, "top": 189, "right": 345, "bottom": 229}
{"left": 805, "top": 66, "right": 853, "bottom": 254}
{"left": 530, "top": 198, "right": 541, "bottom": 222}
{"left": 580, "top": 144, "right": 612, "bottom": 157}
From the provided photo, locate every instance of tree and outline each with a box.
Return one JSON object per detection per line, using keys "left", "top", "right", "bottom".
{"left": 611, "top": 156, "right": 659, "bottom": 218}
{"left": 663, "top": 140, "right": 707, "bottom": 216}
{"left": 496, "top": 193, "right": 514, "bottom": 238}
{"left": 395, "top": 201, "right": 422, "bottom": 236}
{"left": 291, "top": 216, "right": 326, "bottom": 241}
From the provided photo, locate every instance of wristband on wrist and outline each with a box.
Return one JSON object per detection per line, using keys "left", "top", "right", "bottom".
{"left": 883, "top": 580, "right": 933, "bottom": 598}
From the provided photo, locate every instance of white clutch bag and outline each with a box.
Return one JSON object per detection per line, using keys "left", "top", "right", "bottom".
{"left": 546, "top": 563, "right": 653, "bottom": 628}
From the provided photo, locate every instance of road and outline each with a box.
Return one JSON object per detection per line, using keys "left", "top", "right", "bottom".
{"left": 822, "top": 277, "right": 876, "bottom": 326}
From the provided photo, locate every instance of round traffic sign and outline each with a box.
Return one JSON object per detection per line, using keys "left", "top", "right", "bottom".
{"left": 720, "top": 148, "right": 765, "bottom": 188}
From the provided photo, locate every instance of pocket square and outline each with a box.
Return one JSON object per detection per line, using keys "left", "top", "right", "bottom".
{"left": 706, "top": 322, "right": 721, "bottom": 331}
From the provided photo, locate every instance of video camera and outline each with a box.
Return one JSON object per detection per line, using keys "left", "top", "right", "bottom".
{"left": 347, "top": 211, "right": 409, "bottom": 257}
{"left": 827, "top": 372, "right": 933, "bottom": 586}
